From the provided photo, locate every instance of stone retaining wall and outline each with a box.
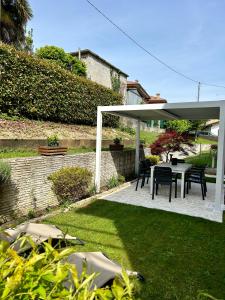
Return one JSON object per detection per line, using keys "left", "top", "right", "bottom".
{"left": 0, "top": 139, "right": 134, "bottom": 149}
{"left": 0, "top": 150, "right": 136, "bottom": 221}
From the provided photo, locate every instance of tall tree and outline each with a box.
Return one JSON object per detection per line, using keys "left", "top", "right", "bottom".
{"left": 0, "top": 0, "right": 33, "bottom": 48}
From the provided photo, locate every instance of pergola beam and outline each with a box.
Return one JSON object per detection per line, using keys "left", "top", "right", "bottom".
{"left": 215, "top": 105, "right": 225, "bottom": 210}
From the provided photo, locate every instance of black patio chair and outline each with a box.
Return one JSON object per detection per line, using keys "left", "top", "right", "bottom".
{"left": 135, "top": 160, "right": 152, "bottom": 191}
{"left": 185, "top": 167, "right": 207, "bottom": 200}
{"left": 177, "top": 159, "right": 185, "bottom": 163}
{"left": 152, "top": 166, "right": 177, "bottom": 202}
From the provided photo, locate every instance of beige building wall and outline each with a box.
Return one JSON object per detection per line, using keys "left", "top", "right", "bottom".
{"left": 81, "top": 55, "right": 127, "bottom": 102}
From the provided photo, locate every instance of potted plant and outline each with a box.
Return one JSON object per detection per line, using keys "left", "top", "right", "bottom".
{"left": 109, "top": 137, "right": 124, "bottom": 151}
{"left": 38, "top": 134, "right": 68, "bottom": 156}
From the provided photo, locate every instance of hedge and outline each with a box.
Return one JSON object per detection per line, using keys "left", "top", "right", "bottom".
{"left": 0, "top": 43, "right": 123, "bottom": 127}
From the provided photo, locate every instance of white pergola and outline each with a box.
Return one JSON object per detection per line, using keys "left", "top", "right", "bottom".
{"left": 95, "top": 100, "right": 225, "bottom": 213}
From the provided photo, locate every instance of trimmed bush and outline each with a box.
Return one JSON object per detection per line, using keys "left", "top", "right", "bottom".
{"left": 0, "top": 43, "right": 122, "bottom": 127}
{"left": 48, "top": 167, "right": 92, "bottom": 202}
{"left": 145, "top": 155, "right": 160, "bottom": 165}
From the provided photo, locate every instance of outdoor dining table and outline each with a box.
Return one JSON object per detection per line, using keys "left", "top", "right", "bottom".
{"left": 150, "top": 162, "right": 192, "bottom": 200}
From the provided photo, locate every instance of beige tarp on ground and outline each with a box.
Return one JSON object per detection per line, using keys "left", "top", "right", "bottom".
{"left": 66, "top": 252, "right": 139, "bottom": 288}
{"left": 0, "top": 223, "right": 83, "bottom": 252}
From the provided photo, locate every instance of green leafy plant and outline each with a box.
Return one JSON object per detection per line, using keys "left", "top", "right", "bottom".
{"left": 0, "top": 161, "right": 11, "bottom": 184}
{"left": 48, "top": 167, "right": 92, "bottom": 203}
{"left": 113, "top": 137, "right": 122, "bottom": 145}
{"left": 35, "top": 45, "right": 86, "bottom": 76}
{"left": 145, "top": 155, "right": 160, "bottom": 165}
{"left": 0, "top": 44, "right": 122, "bottom": 127}
{"left": 119, "top": 126, "right": 135, "bottom": 136}
{"left": 27, "top": 209, "right": 36, "bottom": 219}
{"left": 0, "top": 238, "right": 136, "bottom": 299}
{"left": 110, "top": 69, "right": 121, "bottom": 93}
{"left": 47, "top": 134, "right": 59, "bottom": 147}
{"left": 166, "top": 120, "right": 192, "bottom": 133}
{"left": 107, "top": 174, "right": 125, "bottom": 189}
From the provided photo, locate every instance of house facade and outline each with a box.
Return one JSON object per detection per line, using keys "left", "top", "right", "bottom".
{"left": 125, "top": 80, "right": 167, "bottom": 131}
{"left": 71, "top": 49, "right": 128, "bottom": 100}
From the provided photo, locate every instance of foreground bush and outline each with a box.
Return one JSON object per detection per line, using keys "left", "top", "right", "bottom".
{"left": 48, "top": 167, "right": 92, "bottom": 203}
{"left": 0, "top": 43, "right": 122, "bottom": 127}
{"left": 0, "top": 239, "right": 135, "bottom": 299}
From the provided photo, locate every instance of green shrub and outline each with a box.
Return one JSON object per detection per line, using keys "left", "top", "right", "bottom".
{"left": 107, "top": 174, "right": 125, "bottom": 189}
{"left": 0, "top": 161, "right": 11, "bottom": 184}
{"left": 145, "top": 155, "right": 160, "bottom": 165}
{"left": 0, "top": 238, "right": 135, "bottom": 299}
{"left": 35, "top": 45, "right": 86, "bottom": 76}
{"left": 0, "top": 43, "right": 122, "bottom": 127}
{"left": 119, "top": 125, "right": 135, "bottom": 136}
{"left": 48, "top": 167, "right": 92, "bottom": 203}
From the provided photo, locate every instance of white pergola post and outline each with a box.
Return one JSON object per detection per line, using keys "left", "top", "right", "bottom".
{"left": 135, "top": 119, "right": 140, "bottom": 175}
{"left": 215, "top": 106, "right": 225, "bottom": 210}
{"left": 95, "top": 108, "right": 102, "bottom": 193}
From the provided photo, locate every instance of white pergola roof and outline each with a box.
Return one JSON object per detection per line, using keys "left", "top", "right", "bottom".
{"left": 100, "top": 100, "right": 223, "bottom": 121}
{"left": 95, "top": 100, "right": 225, "bottom": 221}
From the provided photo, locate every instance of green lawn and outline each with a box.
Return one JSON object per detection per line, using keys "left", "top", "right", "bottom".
{"left": 140, "top": 131, "right": 159, "bottom": 145}
{"left": 46, "top": 200, "right": 225, "bottom": 300}
{"left": 0, "top": 148, "right": 38, "bottom": 159}
{"left": 185, "top": 152, "right": 215, "bottom": 168}
{"left": 196, "top": 137, "right": 217, "bottom": 145}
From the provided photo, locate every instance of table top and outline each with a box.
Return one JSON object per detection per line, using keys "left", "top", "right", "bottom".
{"left": 152, "top": 162, "right": 192, "bottom": 173}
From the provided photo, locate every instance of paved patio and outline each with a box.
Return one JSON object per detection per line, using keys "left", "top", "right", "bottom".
{"left": 101, "top": 181, "right": 224, "bottom": 222}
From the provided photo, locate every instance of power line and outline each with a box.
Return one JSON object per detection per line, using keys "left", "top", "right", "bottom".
{"left": 85, "top": 0, "right": 225, "bottom": 90}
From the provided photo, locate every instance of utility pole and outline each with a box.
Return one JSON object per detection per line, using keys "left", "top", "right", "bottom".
{"left": 197, "top": 82, "right": 201, "bottom": 102}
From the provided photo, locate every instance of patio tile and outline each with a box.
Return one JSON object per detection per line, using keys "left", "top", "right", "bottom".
{"left": 101, "top": 181, "right": 223, "bottom": 222}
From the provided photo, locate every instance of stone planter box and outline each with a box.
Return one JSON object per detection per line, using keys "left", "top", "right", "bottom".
{"left": 38, "top": 146, "right": 68, "bottom": 156}
{"left": 109, "top": 144, "right": 124, "bottom": 151}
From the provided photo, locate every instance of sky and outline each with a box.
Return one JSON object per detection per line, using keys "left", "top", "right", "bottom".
{"left": 28, "top": 0, "right": 225, "bottom": 103}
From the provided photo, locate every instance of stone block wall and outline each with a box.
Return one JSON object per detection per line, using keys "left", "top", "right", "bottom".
{"left": 0, "top": 150, "right": 135, "bottom": 221}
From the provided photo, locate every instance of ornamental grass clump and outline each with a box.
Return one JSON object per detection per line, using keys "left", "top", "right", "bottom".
{"left": 0, "top": 161, "right": 11, "bottom": 184}
{"left": 48, "top": 167, "right": 92, "bottom": 203}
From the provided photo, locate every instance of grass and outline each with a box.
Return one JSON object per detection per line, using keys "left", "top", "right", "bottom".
{"left": 195, "top": 137, "right": 217, "bottom": 145}
{"left": 185, "top": 151, "right": 215, "bottom": 168}
{"left": 0, "top": 148, "right": 38, "bottom": 159}
{"left": 46, "top": 200, "right": 225, "bottom": 300}
{"left": 140, "top": 131, "right": 159, "bottom": 145}
{"left": 0, "top": 146, "right": 137, "bottom": 159}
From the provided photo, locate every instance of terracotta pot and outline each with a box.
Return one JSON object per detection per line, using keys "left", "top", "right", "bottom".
{"left": 38, "top": 146, "right": 68, "bottom": 156}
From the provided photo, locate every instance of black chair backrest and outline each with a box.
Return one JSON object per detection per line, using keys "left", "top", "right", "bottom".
{"left": 144, "top": 159, "right": 152, "bottom": 169}
{"left": 154, "top": 166, "right": 172, "bottom": 182}
{"left": 177, "top": 159, "right": 185, "bottom": 163}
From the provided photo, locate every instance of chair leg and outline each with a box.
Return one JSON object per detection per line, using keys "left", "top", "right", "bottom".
{"left": 175, "top": 180, "right": 177, "bottom": 198}
{"left": 152, "top": 181, "right": 155, "bottom": 200}
{"left": 169, "top": 184, "right": 172, "bottom": 202}
{"left": 135, "top": 177, "right": 139, "bottom": 191}
{"left": 204, "top": 181, "right": 207, "bottom": 196}
{"left": 201, "top": 183, "right": 205, "bottom": 200}
{"left": 156, "top": 183, "right": 159, "bottom": 195}
{"left": 186, "top": 181, "right": 189, "bottom": 194}
{"left": 141, "top": 176, "right": 145, "bottom": 188}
